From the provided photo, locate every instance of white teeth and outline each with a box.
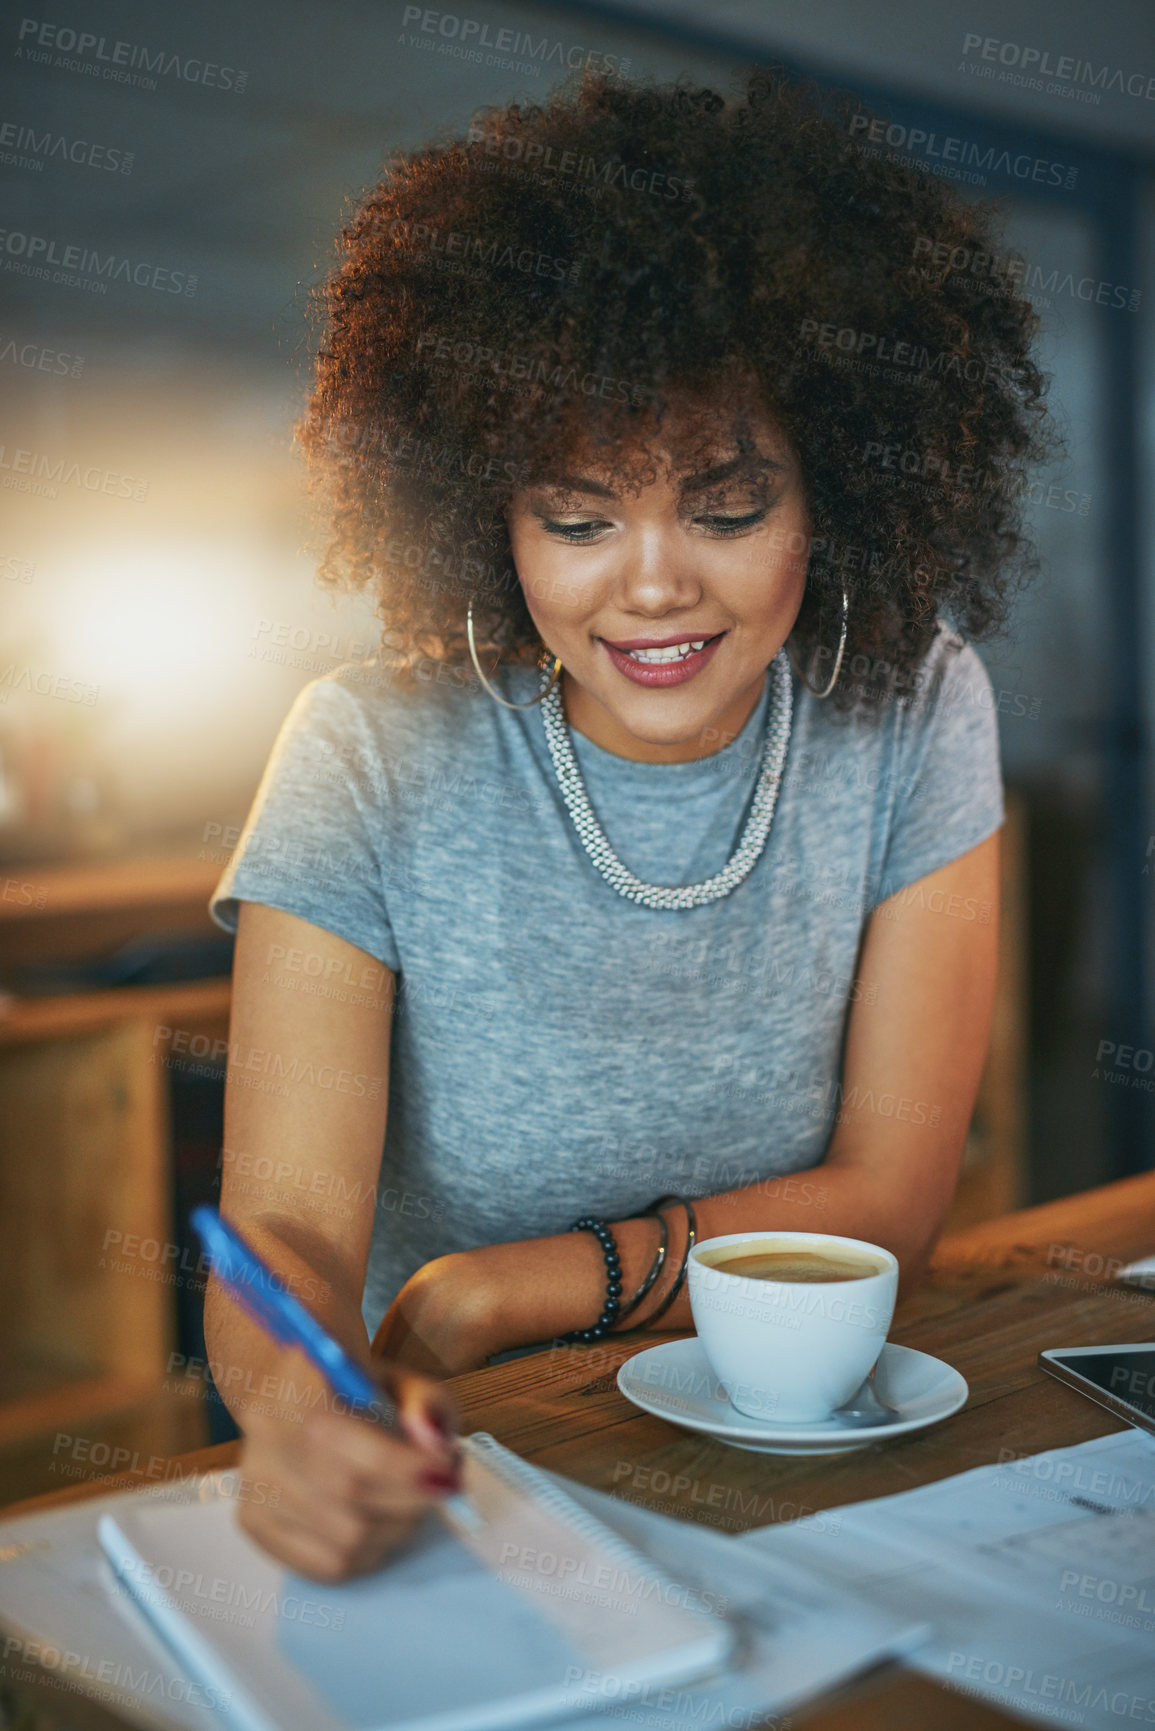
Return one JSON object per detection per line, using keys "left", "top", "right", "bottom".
{"left": 625, "top": 638, "right": 710, "bottom": 664}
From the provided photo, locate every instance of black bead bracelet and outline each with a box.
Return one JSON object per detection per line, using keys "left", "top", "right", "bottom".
{"left": 555, "top": 1215, "right": 623, "bottom": 1344}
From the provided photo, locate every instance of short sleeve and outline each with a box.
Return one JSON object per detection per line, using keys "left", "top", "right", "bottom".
{"left": 872, "top": 633, "right": 1005, "bottom": 907}
{"left": 208, "top": 677, "right": 400, "bottom": 970}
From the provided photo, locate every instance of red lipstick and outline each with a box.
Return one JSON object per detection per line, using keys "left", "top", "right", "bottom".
{"left": 599, "top": 631, "right": 725, "bottom": 688}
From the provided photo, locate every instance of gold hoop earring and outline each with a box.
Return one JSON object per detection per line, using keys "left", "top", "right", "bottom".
{"left": 789, "top": 586, "right": 849, "bottom": 700}
{"left": 466, "top": 598, "right": 562, "bottom": 710}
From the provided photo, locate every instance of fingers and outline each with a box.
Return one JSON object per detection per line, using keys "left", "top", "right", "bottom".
{"left": 388, "top": 1366, "right": 461, "bottom": 1456}
{"left": 237, "top": 1438, "right": 446, "bottom": 1582}
{"left": 237, "top": 1494, "right": 424, "bottom": 1583}
{"left": 235, "top": 1361, "right": 465, "bottom": 1583}
{"left": 263, "top": 1421, "right": 448, "bottom": 1521}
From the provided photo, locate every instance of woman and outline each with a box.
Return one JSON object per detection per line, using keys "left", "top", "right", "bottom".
{"left": 205, "top": 66, "right": 1048, "bottom": 1581}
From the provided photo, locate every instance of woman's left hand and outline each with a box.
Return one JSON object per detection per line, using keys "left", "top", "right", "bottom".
{"left": 371, "top": 1218, "right": 665, "bottom": 1375}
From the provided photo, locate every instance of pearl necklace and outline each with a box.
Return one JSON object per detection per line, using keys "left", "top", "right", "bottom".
{"left": 538, "top": 650, "right": 794, "bottom": 910}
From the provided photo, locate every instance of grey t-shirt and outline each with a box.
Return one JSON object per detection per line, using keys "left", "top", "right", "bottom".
{"left": 209, "top": 624, "right": 1003, "bottom": 1337}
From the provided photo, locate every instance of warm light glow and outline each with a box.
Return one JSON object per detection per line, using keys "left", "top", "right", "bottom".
{"left": 49, "top": 544, "right": 243, "bottom": 713}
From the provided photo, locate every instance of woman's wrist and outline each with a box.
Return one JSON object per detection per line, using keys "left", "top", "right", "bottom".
{"left": 482, "top": 1217, "right": 666, "bottom": 1353}
{"left": 398, "top": 1213, "right": 691, "bottom": 1370}
{"left": 609, "top": 1202, "right": 694, "bottom": 1333}
{"left": 542, "top": 1206, "right": 695, "bottom": 1344}
{"left": 592, "top": 1215, "right": 661, "bottom": 1327}
{"left": 475, "top": 1231, "right": 614, "bottom": 1356}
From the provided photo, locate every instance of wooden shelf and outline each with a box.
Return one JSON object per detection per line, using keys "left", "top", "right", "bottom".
{"left": 0, "top": 1370, "right": 209, "bottom": 1502}
{"left": 0, "top": 1361, "right": 160, "bottom": 1452}
{"left": 0, "top": 1345, "right": 95, "bottom": 1404}
{"left": 0, "top": 976, "right": 231, "bottom": 1047}
{"left": 0, "top": 865, "right": 227, "bottom": 1501}
{"left": 0, "top": 856, "right": 225, "bottom": 924}
{"left": 0, "top": 854, "right": 228, "bottom": 966}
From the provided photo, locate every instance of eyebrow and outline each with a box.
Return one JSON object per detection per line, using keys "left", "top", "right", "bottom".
{"left": 533, "top": 454, "right": 786, "bottom": 500}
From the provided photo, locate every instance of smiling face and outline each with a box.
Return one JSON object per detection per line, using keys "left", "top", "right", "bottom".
{"left": 505, "top": 397, "right": 812, "bottom": 763}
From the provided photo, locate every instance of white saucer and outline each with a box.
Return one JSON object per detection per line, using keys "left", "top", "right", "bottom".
{"left": 617, "top": 1338, "right": 968, "bottom": 1455}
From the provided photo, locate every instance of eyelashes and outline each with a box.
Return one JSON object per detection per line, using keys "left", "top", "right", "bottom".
{"left": 699, "top": 509, "right": 770, "bottom": 536}
{"left": 538, "top": 506, "right": 772, "bottom": 543}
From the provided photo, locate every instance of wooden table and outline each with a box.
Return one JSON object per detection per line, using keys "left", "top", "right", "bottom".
{"left": 4, "top": 1172, "right": 1155, "bottom": 1730}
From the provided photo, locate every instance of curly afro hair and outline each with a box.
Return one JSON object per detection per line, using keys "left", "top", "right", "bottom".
{"left": 296, "top": 65, "right": 1052, "bottom": 709}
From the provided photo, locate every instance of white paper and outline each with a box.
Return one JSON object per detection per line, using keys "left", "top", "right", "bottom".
{"left": 739, "top": 1429, "right": 1155, "bottom": 1729}
{"left": 0, "top": 1452, "right": 923, "bottom": 1731}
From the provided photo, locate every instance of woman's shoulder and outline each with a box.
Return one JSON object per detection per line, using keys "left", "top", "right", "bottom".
{"left": 908, "top": 621, "right": 990, "bottom": 703}
{"left": 800, "top": 621, "right": 994, "bottom": 736}
{"left": 283, "top": 653, "right": 491, "bottom": 757}
{"left": 897, "top": 623, "right": 1006, "bottom": 750}
{"left": 876, "top": 622, "right": 1004, "bottom": 811}
{"left": 786, "top": 621, "right": 1001, "bottom": 817}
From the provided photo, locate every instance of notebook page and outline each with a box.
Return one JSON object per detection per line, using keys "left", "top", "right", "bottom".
{"left": 98, "top": 1434, "right": 733, "bottom": 1731}
{"left": 446, "top": 1432, "right": 732, "bottom": 1679}
{"left": 101, "top": 1495, "right": 598, "bottom": 1731}
{"left": 1, "top": 1453, "right": 921, "bottom": 1731}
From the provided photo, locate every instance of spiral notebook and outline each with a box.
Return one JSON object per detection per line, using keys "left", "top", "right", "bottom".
{"left": 97, "top": 1431, "right": 735, "bottom": 1731}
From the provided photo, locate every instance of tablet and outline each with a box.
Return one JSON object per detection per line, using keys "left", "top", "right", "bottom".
{"left": 1038, "top": 1344, "right": 1155, "bottom": 1440}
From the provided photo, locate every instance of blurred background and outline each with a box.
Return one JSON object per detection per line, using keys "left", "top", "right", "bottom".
{"left": 0, "top": 0, "right": 1151, "bottom": 1498}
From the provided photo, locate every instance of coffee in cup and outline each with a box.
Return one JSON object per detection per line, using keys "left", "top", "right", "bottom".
{"left": 700, "top": 1247, "right": 887, "bottom": 1284}
{"left": 688, "top": 1231, "right": 898, "bottom": 1423}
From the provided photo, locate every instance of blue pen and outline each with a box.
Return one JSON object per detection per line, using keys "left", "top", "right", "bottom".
{"left": 190, "top": 1205, "right": 480, "bottom": 1528}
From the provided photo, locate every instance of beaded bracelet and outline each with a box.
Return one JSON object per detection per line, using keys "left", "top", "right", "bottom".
{"left": 612, "top": 1206, "right": 670, "bottom": 1328}
{"left": 554, "top": 1216, "right": 623, "bottom": 1344}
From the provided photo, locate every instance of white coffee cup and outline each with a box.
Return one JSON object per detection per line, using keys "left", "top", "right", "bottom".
{"left": 687, "top": 1231, "right": 899, "bottom": 1423}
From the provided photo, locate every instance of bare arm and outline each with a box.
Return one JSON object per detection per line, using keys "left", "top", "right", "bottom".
{"left": 204, "top": 900, "right": 394, "bottom": 1406}
{"left": 376, "top": 830, "right": 1001, "bottom": 1365}
{"left": 205, "top": 901, "right": 459, "bottom": 1580}
{"left": 676, "top": 826, "right": 1003, "bottom": 1298}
